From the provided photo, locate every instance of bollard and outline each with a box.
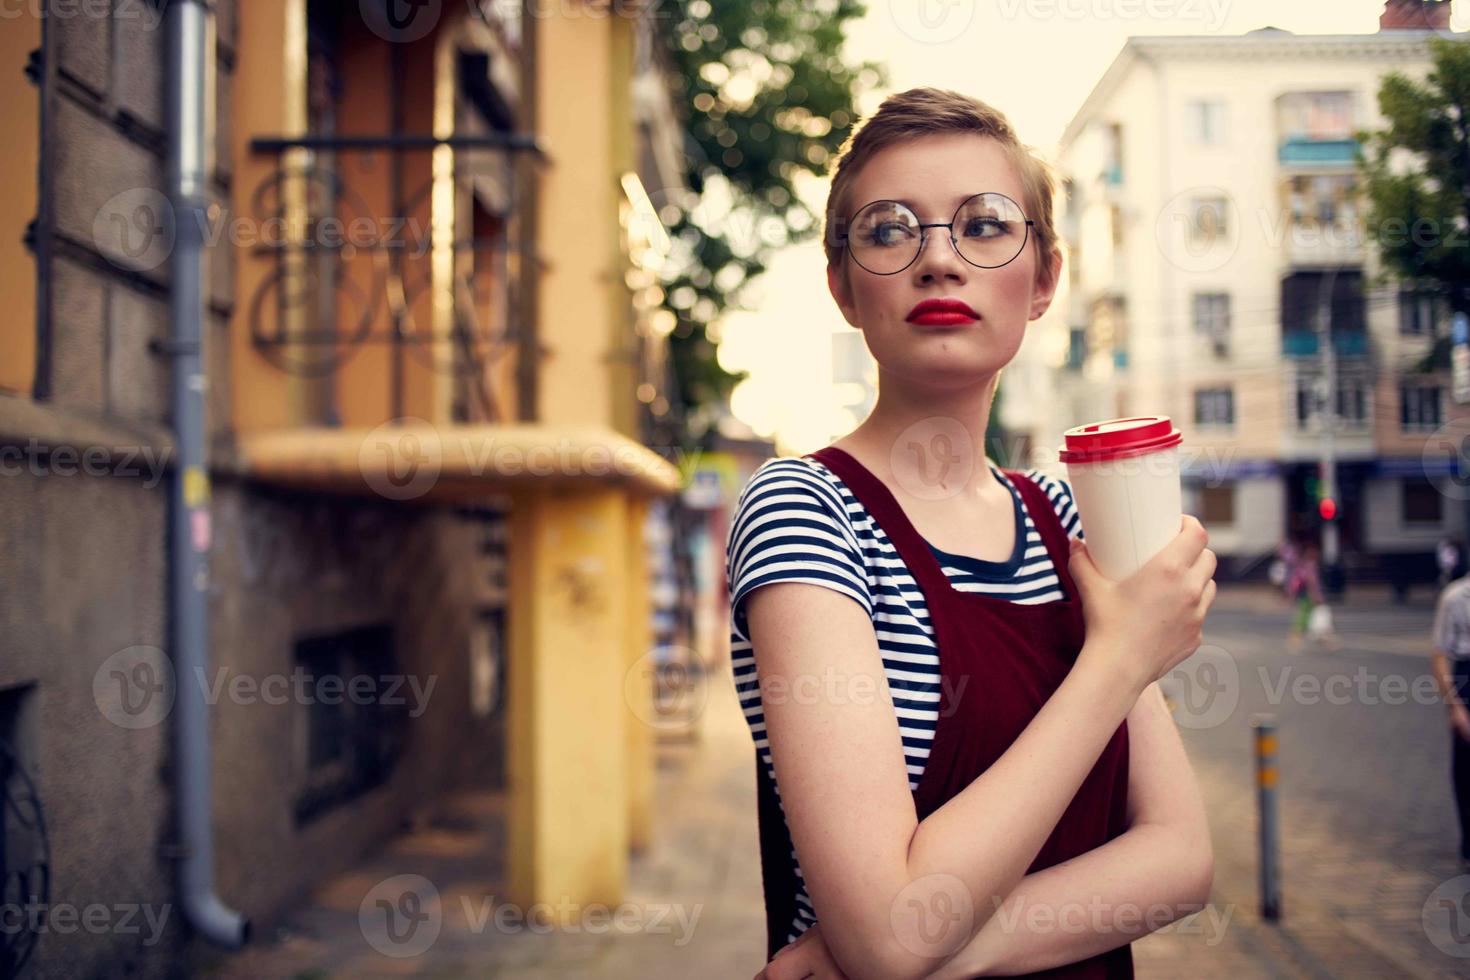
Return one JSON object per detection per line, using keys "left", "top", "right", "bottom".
{"left": 1252, "top": 714, "right": 1281, "bottom": 920}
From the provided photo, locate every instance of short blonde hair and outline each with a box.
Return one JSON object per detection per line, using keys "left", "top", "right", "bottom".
{"left": 824, "top": 87, "right": 1061, "bottom": 290}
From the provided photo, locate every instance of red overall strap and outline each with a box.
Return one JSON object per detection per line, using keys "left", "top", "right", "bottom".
{"left": 1004, "top": 467, "right": 1084, "bottom": 603}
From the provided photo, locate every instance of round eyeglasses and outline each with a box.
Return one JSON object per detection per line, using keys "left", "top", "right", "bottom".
{"left": 836, "top": 192, "right": 1035, "bottom": 276}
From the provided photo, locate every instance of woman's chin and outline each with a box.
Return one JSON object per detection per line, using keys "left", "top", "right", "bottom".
{"left": 886, "top": 354, "right": 1008, "bottom": 387}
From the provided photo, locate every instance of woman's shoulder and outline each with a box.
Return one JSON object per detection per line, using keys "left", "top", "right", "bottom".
{"left": 726, "top": 455, "right": 873, "bottom": 639}
{"left": 734, "top": 455, "right": 855, "bottom": 523}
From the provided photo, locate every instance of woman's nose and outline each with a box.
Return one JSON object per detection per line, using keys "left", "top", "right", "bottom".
{"left": 913, "top": 229, "right": 966, "bottom": 280}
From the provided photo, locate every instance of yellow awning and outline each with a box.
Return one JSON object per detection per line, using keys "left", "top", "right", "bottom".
{"left": 235, "top": 422, "right": 684, "bottom": 502}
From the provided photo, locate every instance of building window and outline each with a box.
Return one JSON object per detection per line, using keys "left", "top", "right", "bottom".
{"left": 1278, "top": 91, "right": 1355, "bottom": 142}
{"left": 1189, "top": 196, "right": 1229, "bottom": 246}
{"left": 1403, "top": 480, "right": 1443, "bottom": 524}
{"left": 1199, "top": 484, "right": 1236, "bottom": 524}
{"left": 1401, "top": 385, "right": 1444, "bottom": 432}
{"left": 1186, "top": 100, "right": 1226, "bottom": 145}
{"left": 1316, "top": 175, "right": 1355, "bottom": 226}
{"left": 1281, "top": 269, "right": 1366, "bottom": 335}
{"left": 1285, "top": 174, "right": 1358, "bottom": 228}
{"left": 1398, "top": 288, "right": 1440, "bottom": 335}
{"left": 1193, "top": 292, "right": 1230, "bottom": 353}
{"left": 293, "top": 624, "right": 406, "bottom": 826}
{"left": 1066, "top": 327, "right": 1087, "bottom": 371}
{"left": 1295, "top": 376, "right": 1369, "bottom": 429}
{"left": 1103, "top": 122, "right": 1123, "bottom": 184}
{"left": 1334, "top": 378, "right": 1369, "bottom": 428}
{"left": 1194, "top": 387, "right": 1234, "bottom": 427}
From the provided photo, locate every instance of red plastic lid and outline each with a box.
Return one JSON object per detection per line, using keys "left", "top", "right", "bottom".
{"left": 1058, "top": 416, "right": 1182, "bottom": 464}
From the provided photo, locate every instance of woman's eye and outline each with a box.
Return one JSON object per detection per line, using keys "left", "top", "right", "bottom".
{"left": 870, "top": 222, "right": 913, "bottom": 245}
{"left": 963, "top": 218, "right": 1007, "bottom": 238}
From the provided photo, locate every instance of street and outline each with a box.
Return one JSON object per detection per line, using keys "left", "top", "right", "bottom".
{"left": 203, "top": 585, "right": 1470, "bottom": 978}
{"left": 1139, "top": 585, "right": 1470, "bottom": 978}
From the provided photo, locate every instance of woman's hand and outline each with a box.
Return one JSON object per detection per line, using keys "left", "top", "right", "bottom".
{"left": 755, "top": 924, "right": 852, "bottom": 980}
{"left": 1068, "top": 515, "right": 1217, "bottom": 697}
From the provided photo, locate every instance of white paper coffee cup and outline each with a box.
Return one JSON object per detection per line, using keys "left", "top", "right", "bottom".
{"left": 1058, "top": 416, "right": 1184, "bottom": 582}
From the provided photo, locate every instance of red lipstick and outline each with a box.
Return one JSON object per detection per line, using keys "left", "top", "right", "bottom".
{"left": 906, "top": 297, "right": 981, "bottom": 326}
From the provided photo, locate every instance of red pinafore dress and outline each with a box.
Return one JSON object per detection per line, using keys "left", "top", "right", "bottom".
{"left": 755, "top": 445, "right": 1133, "bottom": 977}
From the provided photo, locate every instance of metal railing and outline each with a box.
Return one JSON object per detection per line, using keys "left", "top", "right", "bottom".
{"left": 244, "top": 132, "right": 542, "bottom": 423}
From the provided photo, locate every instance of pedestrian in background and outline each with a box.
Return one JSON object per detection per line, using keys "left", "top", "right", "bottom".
{"left": 1438, "top": 535, "right": 1463, "bottom": 590}
{"left": 1286, "top": 539, "right": 1335, "bottom": 653}
{"left": 1270, "top": 536, "right": 1299, "bottom": 594}
{"left": 1431, "top": 571, "right": 1470, "bottom": 870}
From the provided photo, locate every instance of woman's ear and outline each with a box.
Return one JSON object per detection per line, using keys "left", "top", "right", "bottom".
{"left": 1028, "top": 247, "right": 1064, "bottom": 321}
{"left": 827, "top": 261, "right": 861, "bottom": 329}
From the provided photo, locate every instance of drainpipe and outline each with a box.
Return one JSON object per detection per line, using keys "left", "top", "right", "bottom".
{"left": 166, "top": 0, "right": 249, "bottom": 947}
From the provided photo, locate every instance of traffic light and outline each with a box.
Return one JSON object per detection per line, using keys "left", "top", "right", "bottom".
{"left": 1319, "top": 497, "right": 1337, "bottom": 521}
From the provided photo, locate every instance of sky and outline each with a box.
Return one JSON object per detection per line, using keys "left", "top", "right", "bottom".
{"left": 716, "top": 0, "right": 1467, "bottom": 454}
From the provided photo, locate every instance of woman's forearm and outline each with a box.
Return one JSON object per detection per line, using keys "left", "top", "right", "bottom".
{"left": 901, "top": 646, "right": 1141, "bottom": 964}
{"left": 924, "top": 822, "right": 1213, "bottom": 978}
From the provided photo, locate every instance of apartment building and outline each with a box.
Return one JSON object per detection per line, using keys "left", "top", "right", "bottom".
{"left": 1027, "top": 0, "right": 1468, "bottom": 583}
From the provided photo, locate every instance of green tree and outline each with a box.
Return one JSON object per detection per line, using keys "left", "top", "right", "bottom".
{"left": 651, "top": 0, "right": 885, "bottom": 451}
{"left": 1358, "top": 36, "right": 1470, "bottom": 371}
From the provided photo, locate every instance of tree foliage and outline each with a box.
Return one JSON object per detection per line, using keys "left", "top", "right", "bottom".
{"left": 1358, "top": 35, "right": 1470, "bottom": 351}
{"left": 651, "top": 0, "right": 886, "bottom": 449}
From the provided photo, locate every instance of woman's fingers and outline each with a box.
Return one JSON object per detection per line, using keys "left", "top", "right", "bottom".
{"left": 1187, "top": 548, "right": 1218, "bottom": 597}
{"left": 1194, "top": 578, "right": 1217, "bottom": 618}
{"left": 1150, "top": 517, "right": 1208, "bottom": 583}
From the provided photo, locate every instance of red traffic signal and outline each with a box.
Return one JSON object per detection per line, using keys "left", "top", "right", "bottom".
{"left": 1319, "top": 497, "right": 1337, "bottom": 521}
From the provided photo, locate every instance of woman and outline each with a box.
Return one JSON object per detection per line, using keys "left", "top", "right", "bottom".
{"left": 726, "top": 88, "right": 1217, "bottom": 979}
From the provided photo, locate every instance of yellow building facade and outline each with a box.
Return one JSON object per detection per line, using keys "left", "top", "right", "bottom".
{"left": 226, "top": 0, "right": 682, "bottom": 917}
{"left": 0, "top": 5, "right": 685, "bottom": 970}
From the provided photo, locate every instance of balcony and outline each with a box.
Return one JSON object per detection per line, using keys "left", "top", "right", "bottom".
{"left": 1281, "top": 329, "right": 1370, "bottom": 358}
{"left": 1278, "top": 138, "right": 1360, "bottom": 167}
{"left": 235, "top": 421, "right": 682, "bottom": 500}
{"left": 242, "top": 132, "right": 543, "bottom": 426}
{"left": 1283, "top": 221, "right": 1366, "bottom": 267}
{"left": 232, "top": 132, "right": 680, "bottom": 500}
{"left": 1280, "top": 270, "right": 1367, "bottom": 358}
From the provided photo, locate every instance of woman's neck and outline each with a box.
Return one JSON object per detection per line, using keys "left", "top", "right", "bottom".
{"left": 837, "top": 370, "right": 1005, "bottom": 502}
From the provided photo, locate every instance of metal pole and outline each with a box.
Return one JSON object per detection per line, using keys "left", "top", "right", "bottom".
{"left": 1316, "top": 267, "right": 1341, "bottom": 593}
{"left": 166, "top": 0, "right": 248, "bottom": 948}
{"left": 1252, "top": 715, "right": 1282, "bottom": 921}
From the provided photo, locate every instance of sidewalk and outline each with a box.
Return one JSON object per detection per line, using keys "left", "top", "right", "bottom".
{"left": 1213, "top": 581, "right": 1439, "bottom": 658}
{"left": 202, "top": 656, "right": 769, "bottom": 978}
{"left": 205, "top": 622, "right": 1457, "bottom": 978}
{"left": 1214, "top": 580, "right": 1438, "bottom": 615}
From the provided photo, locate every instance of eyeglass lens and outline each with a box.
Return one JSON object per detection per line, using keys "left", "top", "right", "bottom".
{"left": 847, "top": 192, "right": 1028, "bottom": 275}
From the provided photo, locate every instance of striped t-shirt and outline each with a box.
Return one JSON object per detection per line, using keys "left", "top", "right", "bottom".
{"left": 726, "top": 453, "right": 1084, "bottom": 947}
